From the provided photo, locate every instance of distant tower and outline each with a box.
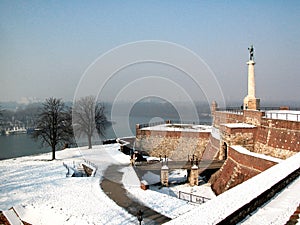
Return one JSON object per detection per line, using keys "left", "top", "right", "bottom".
{"left": 243, "top": 45, "right": 260, "bottom": 110}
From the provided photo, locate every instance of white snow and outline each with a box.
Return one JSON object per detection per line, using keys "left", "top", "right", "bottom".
{"left": 222, "top": 123, "right": 256, "bottom": 128}
{"left": 0, "top": 145, "right": 136, "bottom": 225}
{"left": 3, "top": 208, "right": 23, "bottom": 225}
{"left": 239, "top": 175, "right": 300, "bottom": 225}
{"left": 121, "top": 166, "right": 197, "bottom": 219}
{"left": 165, "top": 152, "right": 300, "bottom": 225}
{"left": 141, "top": 124, "right": 212, "bottom": 133}
{"left": 0, "top": 143, "right": 210, "bottom": 224}
{"left": 141, "top": 171, "right": 160, "bottom": 185}
{"left": 1, "top": 142, "right": 299, "bottom": 225}
{"left": 211, "top": 127, "right": 220, "bottom": 140}
{"left": 231, "top": 145, "right": 283, "bottom": 163}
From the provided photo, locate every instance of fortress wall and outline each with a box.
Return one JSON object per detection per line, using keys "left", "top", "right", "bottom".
{"left": 135, "top": 129, "right": 210, "bottom": 160}
{"left": 209, "top": 146, "right": 278, "bottom": 195}
{"left": 220, "top": 125, "right": 257, "bottom": 152}
{"left": 254, "top": 118, "right": 300, "bottom": 159}
{"left": 213, "top": 111, "right": 243, "bottom": 128}
{"left": 214, "top": 111, "right": 300, "bottom": 159}
{"left": 243, "top": 110, "right": 264, "bottom": 126}
{"left": 202, "top": 135, "right": 221, "bottom": 161}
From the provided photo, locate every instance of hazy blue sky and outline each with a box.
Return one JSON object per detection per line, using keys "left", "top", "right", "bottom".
{"left": 0, "top": 1, "right": 299, "bottom": 105}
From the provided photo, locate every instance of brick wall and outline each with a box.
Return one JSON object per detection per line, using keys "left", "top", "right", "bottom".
{"left": 254, "top": 118, "right": 300, "bottom": 159}
{"left": 209, "top": 146, "right": 278, "bottom": 195}
{"left": 220, "top": 125, "right": 257, "bottom": 152}
{"left": 214, "top": 111, "right": 300, "bottom": 159}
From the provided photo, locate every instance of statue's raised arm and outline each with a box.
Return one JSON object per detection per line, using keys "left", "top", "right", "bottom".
{"left": 248, "top": 45, "right": 254, "bottom": 61}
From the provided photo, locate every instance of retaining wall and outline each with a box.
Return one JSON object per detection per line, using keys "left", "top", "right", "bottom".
{"left": 135, "top": 128, "right": 210, "bottom": 161}
{"left": 209, "top": 146, "right": 279, "bottom": 195}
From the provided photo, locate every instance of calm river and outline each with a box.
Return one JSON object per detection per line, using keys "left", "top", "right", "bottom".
{"left": 0, "top": 115, "right": 211, "bottom": 160}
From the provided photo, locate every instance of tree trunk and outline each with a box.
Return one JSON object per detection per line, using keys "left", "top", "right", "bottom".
{"left": 88, "top": 135, "right": 92, "bottom": 149}
{"left": 52, "top": 145, "right": 56, "bottom": 160}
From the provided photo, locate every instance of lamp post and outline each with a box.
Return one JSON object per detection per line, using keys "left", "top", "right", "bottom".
{"left": 137, "top": 209, "right": 143, "bottom": 225}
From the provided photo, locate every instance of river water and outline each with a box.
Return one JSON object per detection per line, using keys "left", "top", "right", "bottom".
{"left": 0, "top": 115, "right": 211, "bottom": 160}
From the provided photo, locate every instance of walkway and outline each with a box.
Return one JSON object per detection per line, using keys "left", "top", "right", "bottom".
{"left": 100, "top": 164, "right": 171, "bottom": 224}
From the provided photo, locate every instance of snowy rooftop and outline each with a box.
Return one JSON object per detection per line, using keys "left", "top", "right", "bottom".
{"left": 140, "top": 123, "right": 212, "bottom": 133}
{"left": 222, "top": 123, "right": 256, "bottom": 128}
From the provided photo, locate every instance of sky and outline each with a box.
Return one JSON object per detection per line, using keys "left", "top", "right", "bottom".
{"left": 0, "top": 1, "right": 299, "bottom": 106}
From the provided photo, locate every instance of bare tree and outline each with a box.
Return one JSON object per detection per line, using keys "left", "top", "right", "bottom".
{"left": 72, "top": 96, "right": 107, "bottom": 149}
{"left": 32, "top": 98, "right": 73, "bottom": 160}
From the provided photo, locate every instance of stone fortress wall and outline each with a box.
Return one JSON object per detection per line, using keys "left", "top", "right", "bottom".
{"left": 209, "top": 108, "right": 300, "bottom": 194}
{"left": 213, "top": 110, "right": 300, "bottom": 159}
{"left": 209, "top": 145, "right": 278, "bottom": 195}
{"left": 135, "top": 108, "right": 300, "bottom": 195}
{"left": 135, "top": 123, "right": 210, "bottom": 161}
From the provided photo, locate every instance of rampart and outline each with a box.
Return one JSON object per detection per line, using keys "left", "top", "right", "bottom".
{"left": 254, "top": 118, "right": 300, "bottom": 159}
{"left": 209, "top": 145, "right": 280, "bottom": 195}
{"left": 214, "top": 109, "right": 300, "bottom": 159}
{"left": 135, "top": 109, "right": 300, "bottom": 195}
{"left": 210, "top": 109, "right": 300, "bottom": 194}
{"left": 135, "top": 123, "right": 211, "bottom": 161}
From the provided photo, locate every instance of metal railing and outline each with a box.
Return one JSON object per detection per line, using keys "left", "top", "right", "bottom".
{"left": 138, "top": 121, "right": 166, "bottom": 129}
{"left": 216, "top": 107, "right": 243, "bottom": 115}
{"left": 138, "top": 120, "right": 211, "bottom": 129}
{"left": 178, "top": 191, "right": 210, "bottom": 204}
{"left": 264, "top": 112, "right": 300, "bottom": 122}
{"left": 216, "top": 107, "right": 300, "bottom": 122}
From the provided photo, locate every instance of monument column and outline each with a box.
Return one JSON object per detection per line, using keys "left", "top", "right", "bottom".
{"left": 243, "top": 45, "right": 260, "bottom": 110}
{"left": 247, "top": 60, "right": 256, "bottom": 98}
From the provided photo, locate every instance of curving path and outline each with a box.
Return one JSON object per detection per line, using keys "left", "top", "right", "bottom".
{"left": 101, "top": 164, "right": 171, "bottom": 224}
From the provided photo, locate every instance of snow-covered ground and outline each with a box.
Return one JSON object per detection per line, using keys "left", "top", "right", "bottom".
{"left": 0, "top": 144, "right": 137, "bottom": 224}
{"left": 2, "top": 143, "right": 298, "bottom": 224}
{"left": 0, "top": 144, "right": 213, "bottom": 224}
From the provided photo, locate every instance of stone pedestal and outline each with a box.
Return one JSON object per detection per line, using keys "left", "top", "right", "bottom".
{"left": 161, "top": 165, "right": 169, "bottom": 186}
{"left": 244, "top": 97, "right": 260, "bottom": 110}
{"left": 189, "top": 165, "right": 199, "bottom": 186}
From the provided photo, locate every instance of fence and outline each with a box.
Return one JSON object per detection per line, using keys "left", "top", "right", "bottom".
{"left": 138, "top": 120, "right": 211, "bottom": 129}
{"left": 216, "top": 107, "right": 243, "bottom": 115}
{"left": 178, "top": 191, "right": 210, "bottom": 204}
{"left": 216, "top": 107, "right": 300, "bottom": 122}
{"left": 138, "top": 121, "right": 166, "bottom": 129}
{"left": 264, "top": 112, "right": 300, "bottom": 122}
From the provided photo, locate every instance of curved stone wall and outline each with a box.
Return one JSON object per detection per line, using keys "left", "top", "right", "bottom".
{"left": 209, "top": 146, "right": 278, "bottom": 195}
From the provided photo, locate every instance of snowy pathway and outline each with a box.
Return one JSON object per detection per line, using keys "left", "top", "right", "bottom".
{"left": 101, "top": 164, "right": 171, "bottom": 224}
